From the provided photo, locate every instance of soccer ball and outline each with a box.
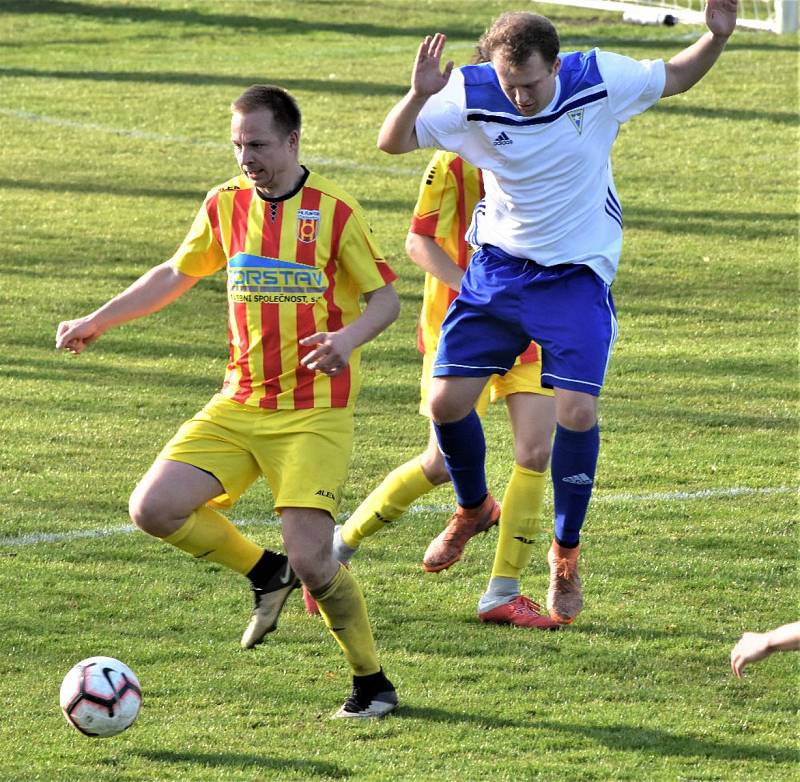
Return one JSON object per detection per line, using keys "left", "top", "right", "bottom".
{"left": 59, "top": 656, "right": 142, "bottom": 737}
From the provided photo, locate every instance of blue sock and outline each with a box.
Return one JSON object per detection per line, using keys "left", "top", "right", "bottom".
{"left": 551, "top": 423, "right": 600, "bottom": 547}
{"left": 433, "top": 410, "right": 487, "bottom": 508}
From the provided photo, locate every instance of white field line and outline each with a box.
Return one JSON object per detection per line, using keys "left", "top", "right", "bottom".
{"left": 0, "top": 485, "right": 794, "bottom": 548}
{"left": 0, "top": 107, "right": 421, "bottom": 177}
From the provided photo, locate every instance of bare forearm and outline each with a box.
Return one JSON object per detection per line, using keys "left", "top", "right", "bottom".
{"left": 406, "top": 232, "right": 463, "bottom": 291}
{"left": 765, "top": 622, "right": 800, "bottom": 653}
{"left": 663, "top": 31, "right": 730, "bottom": 97}
{"left": 56, "top": 261, "right": 200, "bottom": 354}
{"left": 377, "top": 91, "right": 428, "bottom": 153}
{"left": 90, "top": 262, "right": 198, "bottom": 332}
{"left": 342, "top": 285, "right": 400, "bottom": 347}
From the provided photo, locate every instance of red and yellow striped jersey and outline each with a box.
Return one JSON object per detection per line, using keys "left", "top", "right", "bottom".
{"left": 409, "top": 151, "right": 482, "bottom": 356}
{"left": 409, "top": 150, "right": 540, "bottom": 365}
{"left": 171, "top": 169, "right": 396, "bottom": 410}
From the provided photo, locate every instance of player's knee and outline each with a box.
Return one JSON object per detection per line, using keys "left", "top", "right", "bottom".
{"left": 128, "top": 487, "right": 169, "bottom": 536}
{"left": 286, "top": 548, "right": 327, "bottom": 587}
{"left": 557, "top": 403, "right": 597, "bottom": 432}
{"left": 514, "top": 440, "right": 552, "bottom": 473}
{"left": 429, "top": 395, "right": 469, "bottom": 424}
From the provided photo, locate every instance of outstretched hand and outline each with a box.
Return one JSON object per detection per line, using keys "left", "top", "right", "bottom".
{"left": 706, "top": 0, "right": 738, "bottom": 38}
{"left": 411, "top": 33, "right": 454, "bottom": 99}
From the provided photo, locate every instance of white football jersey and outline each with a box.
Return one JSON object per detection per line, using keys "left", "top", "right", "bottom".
{"left": 415, "top": 50, "right": 665, "bottom": 284}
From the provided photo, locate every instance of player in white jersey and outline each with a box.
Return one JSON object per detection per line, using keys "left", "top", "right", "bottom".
{"left": 377, "top": 2, "right": 738, "bottom": 625}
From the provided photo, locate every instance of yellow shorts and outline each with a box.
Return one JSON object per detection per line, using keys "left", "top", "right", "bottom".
{"left": 158, "top": 394, "right": 353, "bottom": 516}
{"left": 419, "top": 351, "right": 553, "bottom": 417}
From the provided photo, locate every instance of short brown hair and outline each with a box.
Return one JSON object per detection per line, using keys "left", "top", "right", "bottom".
{"left": 230, "top": 85, "right": 301, "bottom": 137}
{"left": 479, "top": 12, "right": 560, "bottom": 67}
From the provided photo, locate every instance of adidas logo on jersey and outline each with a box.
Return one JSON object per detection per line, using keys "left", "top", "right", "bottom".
{"left": 493, "top": 131, "right": 513, "bottom": 146}
{"left": 562, "top": 473, "right": 593, "bottom": 485}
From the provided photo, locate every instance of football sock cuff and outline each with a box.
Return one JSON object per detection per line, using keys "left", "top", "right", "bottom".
{"left": 551, "top": 423, "right": 600, "bottom": 547}
{"left": 433, "top": 409, "right": 487, "bottom": 508}
{"left": 312, "top": 565, "right": 380, "bottom": 677}
{"left": 163, "top": 505, "right": 263, "bottom": 575}
{"left": 341, "top": 457, "right": 435, "bottom": 547}
{"left": 491, "top": 463, "right": 545, "bottom": 579}
{"left": 478, "top": 576, "right": 521, "bottom": 613}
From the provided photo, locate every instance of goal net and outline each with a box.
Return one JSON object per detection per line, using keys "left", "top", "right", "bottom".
{"left": 540, "top": 0, "right": 798, "bottom": 33}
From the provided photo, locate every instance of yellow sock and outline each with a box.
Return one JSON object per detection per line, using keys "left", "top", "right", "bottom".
{"left": 312, "top": 566, "right": 380, "bottom": 676}
{"left": 340, "top": 458, "right": 435, "bottom": 548}
{"left": 163, "top": 505, "right": 263, "bottom": 576}
{"left": 491, "top": 464, "right": 546, "bottom": 579}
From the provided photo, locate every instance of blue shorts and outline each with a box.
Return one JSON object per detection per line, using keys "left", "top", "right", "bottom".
{"left": 433, "top": 245, "right": 618, "bottom": 396}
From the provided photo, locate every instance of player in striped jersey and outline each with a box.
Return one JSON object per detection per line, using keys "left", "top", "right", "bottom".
{"left": 378, "top": 3, "right": 738, "bottom": 625}
{"left": 56, "top": 85, "right": 400, "bottom": 719}
{"left": 304, "top": 149, "right": 559, "bottom": 629}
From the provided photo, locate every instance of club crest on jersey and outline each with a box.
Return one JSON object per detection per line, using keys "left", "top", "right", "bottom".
{"left": 567, "top": 108, "right": 585, "bottom": 135}
{"left": 296, "top": 209, "right": 321, "bottom": 243}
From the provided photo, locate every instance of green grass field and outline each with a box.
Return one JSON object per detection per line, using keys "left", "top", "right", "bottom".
{"left": 0, "top": 1, "right": 797, "bottom": 780}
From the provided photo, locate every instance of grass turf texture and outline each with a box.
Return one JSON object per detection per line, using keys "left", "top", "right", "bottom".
{"left": 0, "top": 0, "right": 797, "bottom": 780}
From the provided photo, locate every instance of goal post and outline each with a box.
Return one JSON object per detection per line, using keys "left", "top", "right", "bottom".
{"left": 539, "top": 0, "right": 798, "bottom": 33}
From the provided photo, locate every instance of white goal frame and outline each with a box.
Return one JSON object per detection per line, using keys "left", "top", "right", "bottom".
{"left": 540, "top": 0, "right": 798, "bottom": 33}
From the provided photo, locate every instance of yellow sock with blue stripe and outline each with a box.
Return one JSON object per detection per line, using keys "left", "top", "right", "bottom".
{"left": 311, "top": 565, "right": 380, "bottom": 676}
{"left": 340, "top": 458, "right": 435, "bottom": 548}
{"left": 163, "top": 505, "right": 263, "bottom": 575}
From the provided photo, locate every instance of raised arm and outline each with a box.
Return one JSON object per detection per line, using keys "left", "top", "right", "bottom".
{"left": 662, "top": 0, "right": 737, "bottom": 98}
{"left": 377, "top": 33, "right": 454, "bottom": 154}
{"left": 55, "top": 261, "right": 200, "bottom": 354}
{"left": 405, "top": 232, "right": 464, "bottom": 292}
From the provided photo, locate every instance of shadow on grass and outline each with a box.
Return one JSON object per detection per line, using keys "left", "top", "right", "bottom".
{"left": 535, "top": 720, "right": 800, "bottom": 764}
{"left": 4, "top": 67, "right": 798, "bottom": 126}
{"left": 650, "top": 101, "right": 799, "bottom": 126}
{"left": 0, "top": 176, "right": 203, "bottom": 202}
{"left": 0, "top": 1, "right": 482, "bottom": 40}
{"left": 136, "top": 749, "right": 350, "bottom": 778}
{"left": 0, "top": 179, "right": 417, "bottom": 214}
{"left": 399, "top": 703, "right": 518, "bottom": 728}
{"left": 574, "top": 621, "right": 728, "bottom": 643}
{"left": 562, "top": 34, "right": 799, "bottom": 55}
{"left": 3, "top": 358, "right": 214, "bottom": 389}
{"left": 8, "top": 1, "right": 799, "bottom": 54}
{"left": 621, "top": 205, "right": 798, "bottom": 239}
{"left": 0, "top": 67, "right": 406, "bottom": 97}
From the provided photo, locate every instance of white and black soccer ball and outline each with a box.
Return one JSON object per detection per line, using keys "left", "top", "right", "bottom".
{"left": 59, "top": 656, "right": 142, "bottom": 737}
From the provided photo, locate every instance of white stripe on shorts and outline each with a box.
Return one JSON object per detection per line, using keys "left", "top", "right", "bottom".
{"left": 434, "top": 362, "right": 510, "bottom": 373}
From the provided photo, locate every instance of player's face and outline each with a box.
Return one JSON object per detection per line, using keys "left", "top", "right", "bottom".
{"left": 231, "top": 109, "right": 299, "bottom": 193}
{"left": 493, "top": 51, "right": 561, "bottom": 117}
